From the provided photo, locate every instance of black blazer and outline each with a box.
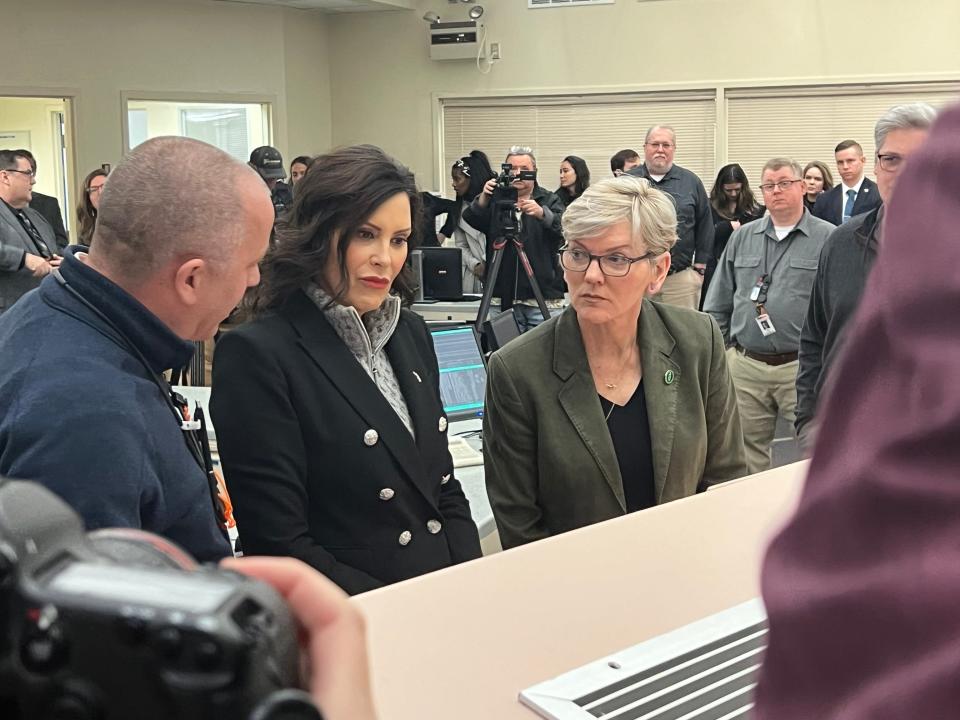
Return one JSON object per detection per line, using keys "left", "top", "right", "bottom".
{"left": 811, "top": 178, "right": 882, "bottom": 226}
{"left": 29, "top": 192, "right": 69, "bottom": 252}
{"left": 210, "top": 291, "right": 482, "bottom": 595}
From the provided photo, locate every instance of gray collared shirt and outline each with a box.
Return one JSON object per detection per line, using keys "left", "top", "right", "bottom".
{"left": 703, "top": 209, "right": 835, "bottom": 353}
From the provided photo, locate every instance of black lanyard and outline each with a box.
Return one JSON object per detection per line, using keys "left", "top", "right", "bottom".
{"left": 756, "top": 226, "right": 798, "bottom": 304}
{"left": 52, "top": 269, "right": 228, "bottom": 536}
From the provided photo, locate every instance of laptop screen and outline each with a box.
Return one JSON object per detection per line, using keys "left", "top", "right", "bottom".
{"left": 429, "top": 326, "right": 486, "bottom": 422}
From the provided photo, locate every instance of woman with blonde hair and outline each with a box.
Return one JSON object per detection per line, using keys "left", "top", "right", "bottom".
{"left": 483, "top": 175, "right": 747, "bottom": 549}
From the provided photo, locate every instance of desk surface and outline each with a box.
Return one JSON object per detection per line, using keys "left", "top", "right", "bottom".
{"left": 353, "top": 462, "right": 808, "bottom": 720}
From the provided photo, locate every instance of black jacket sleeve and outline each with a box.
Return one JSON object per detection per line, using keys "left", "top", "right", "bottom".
{"left": 462, "top": 197, "right": 491, "bottom": 235}
{"left": 795, "top": 246, "right": 830, "bottom": 439}
{"left": 211, "top": 329, "right": 384, "bottom": 594}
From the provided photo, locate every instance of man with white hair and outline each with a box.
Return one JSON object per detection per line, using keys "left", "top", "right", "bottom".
{"left": 0, "top": 137, "right": 274, "bottom": 560}
{"left": 627, "top": 125, "right": 714, "bottom": 310}
{"left": 795, "top": 103, "right": 938, "bottom": 448}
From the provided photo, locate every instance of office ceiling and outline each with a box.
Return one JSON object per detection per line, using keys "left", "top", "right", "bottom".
{"left": 211, "top": 0, "right": 413, "bottom": 12}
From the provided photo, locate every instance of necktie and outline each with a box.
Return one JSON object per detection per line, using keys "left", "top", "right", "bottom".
{"left": 16, "top": 210, "right": 52, "bottom": 259}
{"left": 842, "top": 189, "right": 857, "bottom": 223}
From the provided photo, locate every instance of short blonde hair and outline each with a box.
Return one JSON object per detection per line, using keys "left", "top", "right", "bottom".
{"left": 562, "top": 175, "right": 677, "bottom": 257}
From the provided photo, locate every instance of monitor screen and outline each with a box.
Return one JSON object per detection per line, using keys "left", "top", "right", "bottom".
{"left": 430, "top": 326, "right": 486, "bottom": 422}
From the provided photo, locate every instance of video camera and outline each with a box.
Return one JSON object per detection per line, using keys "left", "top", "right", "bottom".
{"left": 0, "top": 479, "right": 320, "bottom": 720}
{"left": 490, "top": 162, "right": 537, "bottom": 242}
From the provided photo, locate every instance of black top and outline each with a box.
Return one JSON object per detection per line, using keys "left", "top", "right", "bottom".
{"left": 603, "top": 381, "right": 656, "bottom": 513}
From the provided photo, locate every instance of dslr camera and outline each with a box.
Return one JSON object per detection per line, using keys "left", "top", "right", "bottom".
{"left": 490, "top": 162, "right": 537, "bottom": 241}
{"left": 0, "top": 479, "right": 320, "bottom": 720}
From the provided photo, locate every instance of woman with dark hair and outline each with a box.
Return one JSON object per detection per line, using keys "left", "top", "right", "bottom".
{"left": 211, "top": 144, "right": 482, "bottom": 595}
{"left": 802, "top": 160, "right": 834, "bottom": 213}
{"left": 702, "top": 163, "right": 765, "bottom": 306}
{"left": 289, "top": 155, "right": 311, "bottom": 185}
{"left": 450, "top": 150, "right": 496, "bottom": 293}
{"left": 555, "top": 155, "right": 590, "bottom": 208}
{"left": 76, "top": 168, "right": 108, "bottom": 246}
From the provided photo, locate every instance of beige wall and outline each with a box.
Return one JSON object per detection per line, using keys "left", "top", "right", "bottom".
{"left": 327, "top": 0, "right": 960, "bottom": 187}
{"left": 0, "top": 97, "right": 67, "bottom": 199}
{"left": 4, "top": 0, "right": 332, "bottom": 188}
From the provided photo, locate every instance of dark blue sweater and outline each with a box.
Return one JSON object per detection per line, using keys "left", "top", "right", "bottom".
{"left": 0, "top": 248, "right": 231, "bottom": 561}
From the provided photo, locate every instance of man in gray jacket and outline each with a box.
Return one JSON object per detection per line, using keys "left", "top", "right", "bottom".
{"left": 0, "top": 149, "right": 60, "bottom": 315}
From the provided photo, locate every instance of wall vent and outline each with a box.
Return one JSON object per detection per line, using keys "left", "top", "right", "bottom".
{"left": 528, "top": 0, "right": 615, "bottom": 9}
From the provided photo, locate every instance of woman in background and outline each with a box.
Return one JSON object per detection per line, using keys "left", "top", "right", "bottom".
{"left": 76, "top": 168, "right": 108, "bottom": 246}
{"left": 703, "top": 163, "right": 764, "bottom": 307}
{"left": 555, "top": 155, "right": 590, "bottom": 208}
{"left": 212, "top": 144, "right": 482, "bottom": 595}
{"left": 450, "top": 150, "right": 496, "bottom": 294}
{"left": 290, "top": 155, "right": 311, "bottom": 186}
{"left": 802, "top": 160, "right": 834, "bottom": 213}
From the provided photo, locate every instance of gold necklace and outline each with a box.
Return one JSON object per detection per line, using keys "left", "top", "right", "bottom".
{"left": 598, "top": 346, "right": 635, "bottom": 390}
{"left": 604, "top": 399, "right": 617, "bottom": 422}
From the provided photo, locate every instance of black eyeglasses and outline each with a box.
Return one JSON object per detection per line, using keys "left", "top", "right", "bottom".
{"left": 3, "top": 168, "right": 35, "bottom": 179}
{"left": 560, "top": 246, "right": 657, "bottom": 277}
{"left": 758, "top": 179, "right": 802, "bottom": 193}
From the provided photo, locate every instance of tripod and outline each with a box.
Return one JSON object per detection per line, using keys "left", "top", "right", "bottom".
{"left": 474, "top": 228, "right": 552, "bottom": 340}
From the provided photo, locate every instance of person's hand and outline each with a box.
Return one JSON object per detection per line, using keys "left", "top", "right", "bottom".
{"left": 476, "top": 178, "right": 497, "bottom": 208}
{"left": 222, "top": 557, "right": 377, "bottom": 720}
{"left": 472, "top": 262, "right": 486, "bottom": 278}
{"left": 24, "top": 254, "right": 53, "bottom": 278}
{"left": 49, "top": 255, "right": 63, "bottom": 268}
{"left": 693, "top": 263, "right": 707, "bottom": 283}
{"left": 730, "top": 220, "right": 741, "bottom": 231}
{"left": 517, "top": 198, "right": 544, "bottom": 219}
{"left": 436, "top": 233, "right": 447, "bottom": 245}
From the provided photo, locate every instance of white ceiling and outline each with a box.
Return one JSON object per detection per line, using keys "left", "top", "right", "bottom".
{"left": 211, "top": 0, "right": 414, "bottom": 13}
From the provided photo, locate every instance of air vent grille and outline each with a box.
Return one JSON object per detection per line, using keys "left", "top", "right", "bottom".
{"left": 521, "top": 600, "right": 766, "bottom": 720}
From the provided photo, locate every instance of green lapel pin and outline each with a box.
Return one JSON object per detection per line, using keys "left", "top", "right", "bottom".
{"left": 664, "top": 369, "right": 675, "bottom": 385}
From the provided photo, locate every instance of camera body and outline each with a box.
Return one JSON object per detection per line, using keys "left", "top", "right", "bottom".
{"left": 0, "top": 479, "right": 313, "bottom": 720}
{"left": 490, "top": 163, "right": 537, "bottom": 241}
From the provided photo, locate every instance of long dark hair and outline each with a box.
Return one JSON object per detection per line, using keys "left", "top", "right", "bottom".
{"left": 557, "top": 155, "right": 590, "bottom": 203}
{"left": 709, "top": 163, "right": 759, "bottom": 219}
{"left": 452, "top": 150, "right": 495, "bottom": 203}
{"left": 450, "top": 150, "right": 495, "bottom": 227}
{"left": 248, "top": 145, "right": 423, "bottom": 315}
{"left": 77, "top": 168, "right": 108, "bottom": 245}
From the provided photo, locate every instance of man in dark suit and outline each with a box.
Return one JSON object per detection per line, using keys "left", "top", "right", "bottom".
{"left": 17, "top": 149, "right": 69, "bottom": 251}
{"left": 812, "top": 139, "right": 883, "bottom": 225}
{"left": 0, "top": 149, "right": 60, "bottom": 315}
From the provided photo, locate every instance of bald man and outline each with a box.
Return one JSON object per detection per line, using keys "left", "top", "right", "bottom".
{"left": 0, "top": 137, "right": 274, "bottom": 560}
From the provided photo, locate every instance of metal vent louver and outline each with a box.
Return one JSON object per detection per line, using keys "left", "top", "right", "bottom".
{"left": 520, "top": 600, "right": 766, "bottom": 719}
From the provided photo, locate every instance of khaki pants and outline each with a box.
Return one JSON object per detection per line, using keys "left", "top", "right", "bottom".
{"left": 726, "top": 348, "right": 798, "bottom": 474}
{"left": 652, "top": 267, "right": 703, "bottom": 310}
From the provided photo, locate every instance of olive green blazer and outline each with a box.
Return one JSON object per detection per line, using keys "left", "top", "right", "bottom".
{"left": 482, "top": 300, "right": 747, "bottom": 549}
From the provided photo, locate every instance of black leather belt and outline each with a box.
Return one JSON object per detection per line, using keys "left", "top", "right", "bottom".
{"left": 736, "top": 346, "right": 798, "bottom": 366}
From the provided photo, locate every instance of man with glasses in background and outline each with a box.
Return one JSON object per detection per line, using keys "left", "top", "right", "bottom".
{"left": 796, "top": 103, "right": 937, "bottom": 450}
{"left": 627, "top": 125, "right": 713, "bottom": 309}
{"left": 16, "top": 149, "right": 69, "bottom": 252}
{"left": 703, "top": 158, "right": 833, "bottom": 474}
{"left": 0, "top": 149, "right": 61, "bottom": 316}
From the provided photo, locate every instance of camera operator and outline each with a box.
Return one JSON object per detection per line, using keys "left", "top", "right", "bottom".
{"left": 0, "top": 137, "right": 272, "bottom": 562}
{"left": 462, "top": 145, "right": 565, "bottom": 332}
{"left": 249, "top": 145, "right": 294, "bottom": 218}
